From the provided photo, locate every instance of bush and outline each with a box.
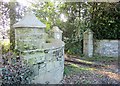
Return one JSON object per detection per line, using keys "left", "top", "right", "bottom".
{"left": 0, "top": 39, "right": 10, "bottom": 54}
{"left": 2, "top": 57, "right": 33, "bottom": 84}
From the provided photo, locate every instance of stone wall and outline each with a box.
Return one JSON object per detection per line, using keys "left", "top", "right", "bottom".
{"left": 0, "top": 45, "right": 1, "bottom": 59}
{"left": 13, "top": 12, "right": 65, "bottom": 84}
{"left": 14, "top": 27, "right": 65, "bottom": 84}
{"left": 15, "top": 28, "right": 45, "bottom": 50}
{"left": 94, "top": 40, "right": 119, "bottom": 57}
{"left": 0, "top": 39, "right": 2, "bottom": 85}
{"left": 25, "top": 46, "right": 65, "bottom": 84}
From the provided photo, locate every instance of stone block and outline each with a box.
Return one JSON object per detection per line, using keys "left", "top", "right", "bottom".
{"left": 28, "top": 57, "right": 36, "bottom": 65}
{"left": 54, "top": 69, "right": 63, "bottom": 84}
{"left": 36, "top": 54, "right": 45, "bottom": 63}
{"left": 43, "top": 71, "right": 55, "bottom": 84}
{"left": 31, "top": 73, "right": 45, "bottom": 84}
{"left": 45, "top": 52, "right": 53, "bottom": 61}
{"left": 94, "top": 40, "right": 119, "bottom": 57}
{"left": 59, "top": 60, "right": 64, "bottom": 68}
{"left": 31, "top": 64, "right": 39, "bottom": 76}
{"left": 44, "top": 68, "right": 63, "bottom": 84}
{"left": 39, "top": 63, "right": 46, "bottom": 73}
{"left": 46, "top": 62, "right": 54, "bottom": 72}
{"left": 54, "top": 61, "right": 61, "bottom": 68}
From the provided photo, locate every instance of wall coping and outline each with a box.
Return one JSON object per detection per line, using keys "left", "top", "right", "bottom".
{"left": 95, "top": 39, "right": 119, "bottom": 42}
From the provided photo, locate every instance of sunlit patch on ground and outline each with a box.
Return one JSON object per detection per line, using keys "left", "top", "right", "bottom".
{"left": 96, "top": 70, "right": 120, "bottom": 81}
{"left": 62, "top": 54, "right": 120, "bottom": 84}
{"left": 0, "top": 39, "right": 10, "bottom": 54}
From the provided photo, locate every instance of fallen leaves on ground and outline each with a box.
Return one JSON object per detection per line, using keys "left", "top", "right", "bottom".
{"left": 61, "top": 55, "right": 120, "bottom": 84}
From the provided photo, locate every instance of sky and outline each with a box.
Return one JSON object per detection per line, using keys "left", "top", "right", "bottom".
{"left": 0, "top": 0, "right": 67, "bottom": 29}
{"left": 2, "top": 0, "right": 60, "bottom": 6}
{"left": 0, "top": 0, "right": 34, "bottom": 38}
{"left": 2, "top": 0, "right": 67, "bottom": 22}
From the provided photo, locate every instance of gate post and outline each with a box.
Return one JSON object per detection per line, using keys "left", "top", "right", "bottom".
{"left": 83, "top": 29, "right": 93, "bottom": 57}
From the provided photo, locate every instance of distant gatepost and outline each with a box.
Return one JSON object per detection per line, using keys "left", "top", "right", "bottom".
{"left": 83, "top": 29, "right": 93, "bottom": 57}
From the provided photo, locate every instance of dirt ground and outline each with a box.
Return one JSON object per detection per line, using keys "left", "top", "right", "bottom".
{"left": 60, "top": 54, "right": 120, "bottom": 84}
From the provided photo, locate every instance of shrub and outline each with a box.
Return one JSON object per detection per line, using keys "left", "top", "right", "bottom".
{"left": 2, "top": 56, "right": 33, "bottom": 84}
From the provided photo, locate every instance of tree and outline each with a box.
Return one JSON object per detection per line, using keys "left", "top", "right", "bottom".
{"left": 0, "top": 1, "right": 27, "bottom": 51}
{"left": 31, "top": 2, "right": 91, "bottom": 54}
{"left": 9, "top": 1, "right": 17, "bottom": 50}
{"left": 89, "top": 2, "right": 120, "bottom": 39}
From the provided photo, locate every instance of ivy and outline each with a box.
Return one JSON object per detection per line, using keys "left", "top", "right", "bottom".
{"left": 2, "top": 56, "right": 33, "bottom": 84}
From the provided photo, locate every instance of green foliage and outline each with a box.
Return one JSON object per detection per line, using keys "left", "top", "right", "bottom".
{"left": 90, "top": 2, "right": 120, "bottom": 39}
{"left": 2, "top": 2, "right": 117, "bottom": 55}
{"left": 0, "top": 1, "right": 27, "bottom": 51}
{"left": 31, "top": 2, "right": 120, "bottom": 55}
{"left": 58, "top": 2, "right": 88, "bottom": 54}
{"left": 64, "top": 63, "right": 83, "bottom": 76}
{"left": 2, "top": 59, "right": 33, "bottom": 84}
{"left": 1, "top": 1, "right": 120, "bottom": 55}
{"left": 32, "top": 2, "right": 62, "bottom": 31}
{"left": 0, "top": 39, "right": 10, "bottom": 54}
{"left": 79, "top": 55, "right": 118, "bottom": 64}
{"left": 64, "top": 63, "right": 94, "bottom": 76}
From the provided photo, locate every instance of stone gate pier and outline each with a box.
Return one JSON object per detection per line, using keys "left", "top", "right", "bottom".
{"left": 83, "top": 29, "right": 93, "bottom": 57}
{"left": 13, "top": 12, "right": 65, "bottom": 84}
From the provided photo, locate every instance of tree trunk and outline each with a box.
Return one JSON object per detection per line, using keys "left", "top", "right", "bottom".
{"left": 9, "top": 2, "right": 16, "bottom": 51}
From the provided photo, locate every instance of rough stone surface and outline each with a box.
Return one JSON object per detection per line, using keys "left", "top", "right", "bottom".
{"left": 13, "top": 13, "right": 65, "bottom": 84}
{"left": 0, "top": 41, "right": 2, "bottom": 85}
{"left": 15, "top": 28, "right": 45, "bottom": 50}
{"left": 83, "top": 29, "right": 93, "bottom": 57}
{"left": 0, "top": 45, "right": 2, "bottom": 60}
{"left": 31, "top": 65, "right": 64, "bottom": 84}
{"left": 51, "top": 26, "right": 63, "bottom": 40}
{"left": 94, "top": 40, "right": 119, "bottom": 57}
{"left": 13, "top": 12, "right": 46, "bottom": 28}
{"left": 83, "top": 30, "right": 119, "bottom": 58}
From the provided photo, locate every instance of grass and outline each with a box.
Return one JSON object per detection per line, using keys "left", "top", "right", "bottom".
{"left": 64, "top": 63, "right": 84, "bottom": 76}
{"left": 64, "top": 62, "right": 96, "bottom": 76}
{"left": 79, "top": 55, "right": 118, "bottom": 64}
{"left": 0, "top": 39, "right": 10, "bottom": 54}
{"left": 63, "top": 54, "right": 119, "bottom": 84}
{"left": 64, "top": 55, "right": 114, "bottom": 76}
{"left": 63, "top": 62, "right": 106, "bottom": 84}
{"left": 64, "top": 63, "right": 81, "bottom": 76}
